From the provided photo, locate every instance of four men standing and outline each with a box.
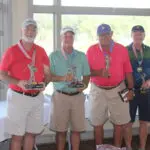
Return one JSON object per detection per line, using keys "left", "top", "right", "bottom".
{"left": 0, "top": 18, "right": 149, "bottom": 150}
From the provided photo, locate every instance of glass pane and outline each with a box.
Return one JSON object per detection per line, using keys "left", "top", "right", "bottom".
{"left": 34, "top": 13, "right": 54, "bottom": 95}
{"left": 62, "top": 0, "right": 149, "bottom": 8}
{"left": 62, "top": 15, "right": 150, "bottom": 51}
{"left": 62, "top": 15, "right": 150, "bottom": 94}
{"left": 34, "top": 13, "right": 53, "bottom": 55}
{"left": 33, "top": 0, "right": 53, "bottom": 5}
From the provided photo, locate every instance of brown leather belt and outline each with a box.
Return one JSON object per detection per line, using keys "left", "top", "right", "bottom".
{"left": 95, "top": 81, "right": 122, "bottom": 90}
{"left": 12, "top": 89, "right": 40, "bottom": 97}
{"left": 56, "top": 90, "right": 80, "bottom": 96}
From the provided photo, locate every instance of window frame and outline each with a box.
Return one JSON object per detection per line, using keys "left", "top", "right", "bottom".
{"left": 29, "top": 0, "right": 150, "bottom": 50}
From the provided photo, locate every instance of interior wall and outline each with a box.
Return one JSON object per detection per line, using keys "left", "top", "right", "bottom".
{"left": 12, "top": 0, "right": 29, "bottom": 44}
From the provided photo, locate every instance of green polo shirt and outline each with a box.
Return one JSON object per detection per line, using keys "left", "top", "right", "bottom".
{"left": 127, "top": 43, "right": 150, "bottom": 89}
{"left": 49, "top": 49, "right": 90, "bottom": 93}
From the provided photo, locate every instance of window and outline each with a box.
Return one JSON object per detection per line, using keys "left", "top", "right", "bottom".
{"left": 33, "top": 0, "right": 53, "bottom": 5}
{"left": 62, "top": 15, "right": 150, "bottom": 52}
{"left": 33, "top": 13, "right": 54, "bottom": 95}
{"left": 0, "top": 0, "right": 11, "bottom": 101}
{"left": 62, "top": 0, "right": 150, "bottom": 8}
{"left": 34, "top": 13, "right": 54, "bottom": 55}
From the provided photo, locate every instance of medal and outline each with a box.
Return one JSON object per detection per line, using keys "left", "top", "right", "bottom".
{"left": 30, "top": 65, "right": 37, "bottom": 72}
{"left": 137, "top": 67, "right": 143, "bottom": 73}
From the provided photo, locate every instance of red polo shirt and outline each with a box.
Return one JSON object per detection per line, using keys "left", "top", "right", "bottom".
{"left": 0, "top": 41, "right": 50, "bottom": 93}
{"left": 86, "top": 42, "right": 132, "bottom": 86}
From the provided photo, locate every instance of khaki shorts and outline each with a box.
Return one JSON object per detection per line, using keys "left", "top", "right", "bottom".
{"left": 50, "top": 91, "right": 85, "bottom": 132}
{"left": 89, "top": 82, "right": 130, "bottom": 126}
{"left": 5, "top": 89, "right": 44, "bottom": 136}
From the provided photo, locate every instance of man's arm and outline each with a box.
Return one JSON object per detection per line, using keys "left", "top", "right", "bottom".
{"left": 0, "top": 70, "right": 28, "bottom": 90}
{"left": 125, "top": 72, "right": 134, "bottom": 89}
{"left": 125, "top": 72, "right": 134, "bottom": 102}
{"left": 0, "top": 70, "right": 19, "bottom": 85}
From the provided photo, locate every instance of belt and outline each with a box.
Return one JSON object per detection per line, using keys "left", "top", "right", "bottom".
{"left": 94, "top": 82, "right": 122, "bottom": 90}
{"left": 12, "top": 89, "right": 40, "bottom": 97}
{"left": 56, "top": 90, "right": 80, "bottom": 96}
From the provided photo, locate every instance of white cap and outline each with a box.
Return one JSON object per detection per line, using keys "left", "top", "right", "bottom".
{"left": 60, "top": 26, "right": 75, "bottom": 35}
{"left": 22, "top": 18, "right": 37, "bottom": 29}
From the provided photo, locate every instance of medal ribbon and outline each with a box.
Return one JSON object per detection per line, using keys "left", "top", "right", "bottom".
{"left": 18, "top": 40, "right": 36, "bottom": 82}
{"left": 132, "top": 44, "right": 143, "bottom": 66}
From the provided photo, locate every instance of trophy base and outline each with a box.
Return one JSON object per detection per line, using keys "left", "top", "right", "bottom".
{"left": 118, "top": 88, "right": 129, "bottom": 102}
{"left": 25, "top": 82, "right": 45, "bottom": 90}
{"left": 68, "top": 81, "right": 85, "bottom": 88}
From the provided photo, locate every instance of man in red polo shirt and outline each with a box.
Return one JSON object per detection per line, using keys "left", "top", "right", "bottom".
{"left": 0, "top": 18, "right": 71, "bottom": 150}
{"left": 0, "top": 18, "right": 50, "bottom": 150}
{"left": 86, "top": 24, "right": 134, "bottom": 150}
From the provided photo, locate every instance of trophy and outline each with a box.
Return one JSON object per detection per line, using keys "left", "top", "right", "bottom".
{"left": 25, "top": 64, "right": 45, "bottom": 90}
{"left": 104, "top": 55, "right": 111, "bottom": 78}
{"left": 118, "top": 88, "right": 129, "bottom": 102}
{"left": 140, "top": 73, "right": 146, "bottom": 94}
{"left": 105, "top": 55, "right": 110, "bottom": 71}
{"left": 67, "top": 66, "right": 85, "bottom": 88}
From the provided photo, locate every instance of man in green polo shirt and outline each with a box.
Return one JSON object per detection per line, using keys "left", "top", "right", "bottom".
{"left": 124, "top": 25, "right": 150, "bottom": 150}
{"left": 49, "top": 26, "right": 90, "bottom": 150}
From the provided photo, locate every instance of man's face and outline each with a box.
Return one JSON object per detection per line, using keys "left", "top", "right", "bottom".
{"left": 22, "top": 24, "right": 37, "bottom": 43}
{"left": 61, "top": 31, "right": 74, "bottom": 47}
{"left": 98, "top": 32, "right": 113, "bottom": 46}
{"left": 131, "top": 31, "right": 145, "bottom": 44}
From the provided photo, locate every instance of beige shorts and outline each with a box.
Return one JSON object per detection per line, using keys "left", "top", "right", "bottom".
{"left": 89, "top": 82, "right": 130, "bottom": 126}
{"left": 50, "top": 91, "right": 85, "bottom": 132}
{"left": 5, "top": 89, "right": 44, "bottom": 136}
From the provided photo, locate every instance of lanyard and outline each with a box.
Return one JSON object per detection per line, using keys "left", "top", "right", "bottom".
{"left": 18, "top": 41, "right": 36, "bottom": 82}
{"left": 99, "top": 40, "right": 114, "bottom": 56}
{"left": 18, "top": 40, "right": 36, "bottom": 66}
{"left": 99, "top": 41, "right": 114, "bottom": 70}
{"left": 132, "top": 44, "right": 143, "bottom": 66}
{"left": 61, "top": 47, "right": 76, "bottom": 68}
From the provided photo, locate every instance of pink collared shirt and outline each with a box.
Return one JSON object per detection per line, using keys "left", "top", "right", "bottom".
{"left": 86, "top": 42, "right": 132, "bottom": 86}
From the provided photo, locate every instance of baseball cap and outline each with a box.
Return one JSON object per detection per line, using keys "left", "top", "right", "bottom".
{"left": 60, "top": 26, "right": 75, "bottom": 35}
{"left": 22, "top": 18, "right": 37, "bottom": 29}
{"left": 131, "top": 25, "right": 145, "bottom": 32}
{"left": 97, "top": 24, "right": 112, "bottom": 35}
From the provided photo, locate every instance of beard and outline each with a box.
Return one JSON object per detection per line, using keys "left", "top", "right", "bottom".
{"left": 22, "top": 35, "right": 35, "bottom": 43}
